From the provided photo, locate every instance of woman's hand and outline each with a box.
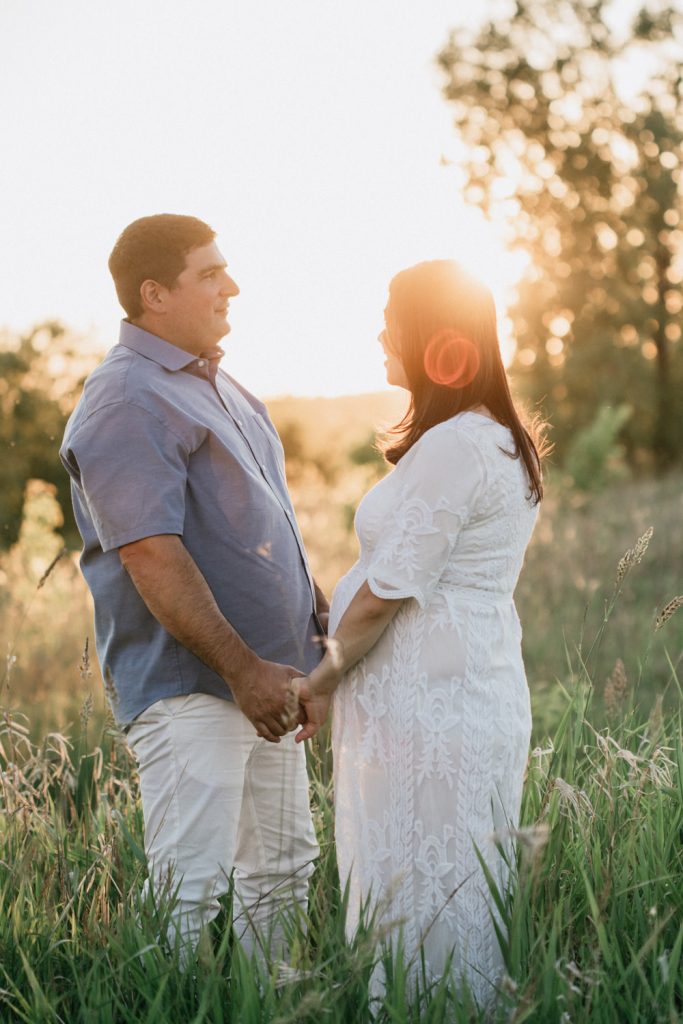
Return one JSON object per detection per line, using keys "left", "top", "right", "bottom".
{"left": 295, "top": 681, "right": 333, "bottom": 743}
{"left": 294, "top": 653, "right": 342, "bottom": 742}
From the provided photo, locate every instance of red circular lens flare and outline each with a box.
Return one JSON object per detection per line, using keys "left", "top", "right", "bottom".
{"left": 424, "top": 330, "right": 480, "bottom": 388}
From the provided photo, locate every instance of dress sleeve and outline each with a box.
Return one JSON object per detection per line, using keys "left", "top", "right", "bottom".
{"left": 61, "top": 403, "right": 190, "bottom": 552}
{"left": 366, "top": 427, "right": 486, "bottom": 609}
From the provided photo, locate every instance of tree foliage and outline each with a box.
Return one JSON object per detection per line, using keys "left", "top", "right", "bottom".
{"left": 0, "top": 322, "right": 95, "bottom": 549}
{"left": 565, "top": 401, "right": 632, "bottom": 490}
{"left": 438, "top": 0, "right": 683, "bottom": 468}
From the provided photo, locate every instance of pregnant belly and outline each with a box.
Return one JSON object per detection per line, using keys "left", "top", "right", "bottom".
{"left": 328, "top": 561, "right": 366, "bottom": 635}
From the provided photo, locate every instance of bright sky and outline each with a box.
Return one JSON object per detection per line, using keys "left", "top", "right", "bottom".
{"left": 0, "top": 0, "right": 650, "bottom": 397}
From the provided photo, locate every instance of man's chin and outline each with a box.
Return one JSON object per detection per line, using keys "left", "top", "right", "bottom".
{"left": 208, "top": 324, "right": 230, "bottom": 346}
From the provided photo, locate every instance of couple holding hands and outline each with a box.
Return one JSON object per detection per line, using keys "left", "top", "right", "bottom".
{"left": 61, "top": 213, "right": 543, "bottom": 1009}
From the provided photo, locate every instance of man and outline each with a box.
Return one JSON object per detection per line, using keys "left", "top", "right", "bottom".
{"left": 60, "top": 214, "right": 327, "bottom": 958}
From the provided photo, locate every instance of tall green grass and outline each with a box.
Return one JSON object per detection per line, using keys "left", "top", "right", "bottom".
{"left": 515, "top": 471, "right": 683, "bottom": 735}
{"left": 1, "top": 529, "right": 681, "bottom": 1022}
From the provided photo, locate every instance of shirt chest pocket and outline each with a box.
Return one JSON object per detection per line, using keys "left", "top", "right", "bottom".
{"left": 197, "top": 404, "right": 289, "bottom": 519}
{"left": 218, "top": 416, "right": 297, "bottom": 556}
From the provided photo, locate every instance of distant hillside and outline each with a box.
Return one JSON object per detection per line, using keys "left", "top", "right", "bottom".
{"left": 266, "top": 391, "right": 408, "bottom": 453}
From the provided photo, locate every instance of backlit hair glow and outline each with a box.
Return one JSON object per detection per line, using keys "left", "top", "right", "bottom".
{"left": 379, "top": 259, "right": 548, "bottom": 504}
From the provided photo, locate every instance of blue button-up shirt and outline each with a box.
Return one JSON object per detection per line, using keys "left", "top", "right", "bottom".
{"left": 60, "top": 321, "right": 322, "bottom": 725}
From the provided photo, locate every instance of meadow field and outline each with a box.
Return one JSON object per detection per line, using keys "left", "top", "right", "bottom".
{"left": 2, "top": 392, "right": 680, "bottom": 737}
{"left": 1, "top": 394, "right": 682, "bottom": 1022}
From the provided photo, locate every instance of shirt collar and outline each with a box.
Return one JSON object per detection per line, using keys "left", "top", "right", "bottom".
{"left": 187, "top": 345, "right": 225, "bottom": 384}
{"left": 118, "top": 320, "right": 198, "bottom": 372}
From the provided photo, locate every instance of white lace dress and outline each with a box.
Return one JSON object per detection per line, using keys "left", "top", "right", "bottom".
{"left": 329, "top": 412, "right": 538, "bottom": 1006}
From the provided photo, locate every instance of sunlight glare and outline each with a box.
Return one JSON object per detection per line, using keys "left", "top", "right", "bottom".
{"left": 445, "top": 216, "right": 530, "bottom": 368}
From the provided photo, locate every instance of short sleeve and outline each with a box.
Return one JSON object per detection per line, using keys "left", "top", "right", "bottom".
{"left": 366, "top": 427, "right": 485, "bottom": 609}
{"left": 62, "top": 403, "right": 190, "bottom": 551}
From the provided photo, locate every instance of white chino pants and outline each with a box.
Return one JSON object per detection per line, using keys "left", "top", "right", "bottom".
{"left": 126, "top": 693, "right": 319, "bottom": 960}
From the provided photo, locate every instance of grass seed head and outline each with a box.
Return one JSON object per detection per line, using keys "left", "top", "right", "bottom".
{"left": 655, "top": 595, "right": 683, "bottom": 631}
{"left": 616, "top": 551, "right": 631, "bottom": 582}
{"left": 632, "top": 526, "right": 654, "bottom": 563}
{"left": 79, "top": 638, "right": 93, "bottom": 681}
{"left": 80, "top": 692, "right": 94, "bottom": 730}
{"left": 604, "top": 657, "right": 628, "bottom": 719}
{"left": 500, "top": 973, "right": 518, "bottom": 996}
{"left": 616, "top": 526, "right": 653, "bottom": 581}
{"left": 103, "top": 667, "right": 119, "bottom": 708}
{"left": 495, "top": 824, "right": 550, "bottom": 864}
{"left": 554, "top": 777, "right": 595, "bottom": 818}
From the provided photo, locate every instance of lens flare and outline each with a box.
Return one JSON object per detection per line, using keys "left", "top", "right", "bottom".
{"left": 424, "top": 330, "right": 480, "bottom": 388}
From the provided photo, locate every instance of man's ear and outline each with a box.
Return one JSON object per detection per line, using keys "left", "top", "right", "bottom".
{"left": 139, "top": 279, "right": 168, "bottom": 314}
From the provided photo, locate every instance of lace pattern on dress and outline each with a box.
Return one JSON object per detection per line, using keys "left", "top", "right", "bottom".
{"left": 331, "top": 413, "right": 537, "bottom": 1009}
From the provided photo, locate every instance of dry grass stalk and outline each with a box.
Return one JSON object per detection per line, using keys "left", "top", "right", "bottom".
{"left": 79, "top": 637, "right": 93, "bottom": 680}
{"left": 642, "top": 745, "right": 674, "bottom": 789}
{"left": 79, "top": 640, "right": 94, "bottom": 731}
{"left": 654, "top": 595, "right": 683, "bottom": 631}
{"left": 631, "top": 526, "right": 654, "bottom": 563}
{"left": 80, "top": 693, "right": 94, "bottom": 731}
{"left": 646, "top": 694, "right": 664, "bottom": 747}
{"left": 493, "top": 824, "right": 550, "bottom": 866}
{"left": 604, "top": 658, "right": 628, "bottom": 719}
{"left": 615, "top": 526, "right": 653, "bottom": 582}
{"left": 36, "top": 546, "right": 68, "bottom": 590}
{"left": 554, "top": 777, "right": 595, "bottom": 819}
{"left": 103, "top": 667, "right": 119, "bottom": 709}
{"left": 0, "top": 718, "right": 72, "bottom": 820}
{"left": 593, "top": 730, "right": 673, "bottom": 789}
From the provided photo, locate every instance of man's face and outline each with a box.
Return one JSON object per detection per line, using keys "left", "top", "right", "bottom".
{"left": 161, "top": 242, "right": 240, "bottom": 353}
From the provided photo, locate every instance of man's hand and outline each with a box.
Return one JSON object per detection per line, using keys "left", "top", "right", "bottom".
{"left": 232, "top": 661, "right": 303, "bottom": 743}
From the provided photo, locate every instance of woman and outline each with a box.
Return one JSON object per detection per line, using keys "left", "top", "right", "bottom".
{"left": 296, "top": 260, "right": 545, "bottom": 1007}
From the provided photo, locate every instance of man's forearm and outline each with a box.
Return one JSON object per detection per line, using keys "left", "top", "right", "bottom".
{"left": 119, "top": 534, "right": 259, "bottom": 688}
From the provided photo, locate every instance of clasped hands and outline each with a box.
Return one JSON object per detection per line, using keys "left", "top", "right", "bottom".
{"left": 234, "top": 653, "right": 341, "bottom": 744}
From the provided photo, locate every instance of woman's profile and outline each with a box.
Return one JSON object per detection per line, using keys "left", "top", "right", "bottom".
{"left": 296, "top": 259, "right": 546, "bottom": 1008}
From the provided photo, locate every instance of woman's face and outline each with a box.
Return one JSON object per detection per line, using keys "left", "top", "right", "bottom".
{"left": 379, "top": 305, "right": 410, "bottom": 389}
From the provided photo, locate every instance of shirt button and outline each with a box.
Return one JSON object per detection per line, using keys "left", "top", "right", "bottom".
{"left": 236, "top": 419, "right": 243, "bottom": 427}
{"left": 197, "top": 359, "right": 206, "bottom": 367}
{"left": 286, "top": 510, "right": 293, "bottom": 518}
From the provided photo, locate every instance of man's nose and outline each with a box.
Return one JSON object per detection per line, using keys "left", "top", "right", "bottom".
{"left": 222, "top": 273, "right": 240, "bottom": 297}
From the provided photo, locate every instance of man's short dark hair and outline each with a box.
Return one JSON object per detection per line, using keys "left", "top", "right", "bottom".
{"left": 108, "top": 214, "right": 216, "bottom": 318}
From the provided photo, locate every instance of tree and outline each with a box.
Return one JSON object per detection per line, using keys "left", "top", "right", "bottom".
{"left": 437, "top": 0, "right": 683, "bottom": 468}
{"left": 0, "top": 322, "right": 96, "bottom": 549}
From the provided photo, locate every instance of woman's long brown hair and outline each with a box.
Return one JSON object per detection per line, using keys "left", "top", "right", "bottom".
{"left": 380, "top": 260, "right": 548, "bottom": 504}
